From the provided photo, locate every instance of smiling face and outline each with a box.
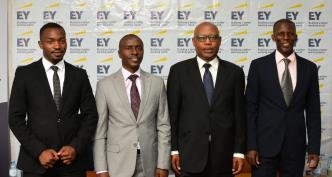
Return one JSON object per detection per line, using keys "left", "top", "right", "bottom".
{"left": 118, "top": 35, "right": 144, "bottom": 73}
{"left": 272, "top": 21, "right": 297, "bottom": 57}
{"left": 192, "top": 22, "right": 221, "bottom": 62}
{"left": 38, "top": 27, "right": 67, "bottom": 65}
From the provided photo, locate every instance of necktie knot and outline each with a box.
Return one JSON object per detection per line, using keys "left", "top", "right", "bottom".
{"left": 50, "top": 65, "right": 59, "bottom": 72}
{"left": 128, "top": 74, "right": 139, "bottom": 82}
{"left": 203, "top": 63, "right": 211, "bottom": 70}
{"left": 283, "top": 58, "right": 290, "bottom": 66}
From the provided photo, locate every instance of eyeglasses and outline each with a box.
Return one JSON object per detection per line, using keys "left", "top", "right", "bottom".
{"left": 194, "top": 35, "right": 221, "bottom": 42}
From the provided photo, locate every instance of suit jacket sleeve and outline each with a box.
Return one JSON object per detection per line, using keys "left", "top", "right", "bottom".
{"left": 245, "top": 61, "right": 260, "bottom": 151}
{"left": 166, "top": 65, "right": 181, "bottom": 151}
{"left": 156, "top": 79, "right": 171, "bottom": 169}
{"left": 305, "top": 64, "right": 321, "bottom": 155}
{"left": 69, "top": 70, "right": 98, "bottom": 155}
{"left": 233, "top": 68, "right": 246, "bottom": 153}
{"left": 93, "top": 81, "right": 109, "bottom": 172}
{"left": 9, "top": 67, "right": 47, "bottom": 159}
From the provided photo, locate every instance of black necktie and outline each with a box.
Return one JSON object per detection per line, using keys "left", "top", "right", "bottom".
{"left": 203, "top": 63, "right": 214, "bottom": 105}
{"left": 50, "top": 66, "right": 61, "bottom": 111}
{"left": 281, "top": 58, "right": 293, "bottom": 106}
{"left": 128, "top": 74, "right": 140, "bottom": 119}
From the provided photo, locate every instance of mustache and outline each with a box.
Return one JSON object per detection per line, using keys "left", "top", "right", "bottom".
{"left": 51, "top": 50, "right": 64, "bottom": 53}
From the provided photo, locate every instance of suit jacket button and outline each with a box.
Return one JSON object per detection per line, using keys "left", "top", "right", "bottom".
{"left": 57, "top": 119, "right": 61, "bottom": 123}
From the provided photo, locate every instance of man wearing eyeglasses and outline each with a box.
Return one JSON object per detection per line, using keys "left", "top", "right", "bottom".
{"left": 167, "top": 22, "right": 246, "bottom": 177}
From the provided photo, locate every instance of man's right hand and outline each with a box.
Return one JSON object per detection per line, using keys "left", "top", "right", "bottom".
{"left": 96, "top": 172, "right": 110, "bottom": 177}
{"left": 246, "top": 150, "right": 260, "bottom": 168}
{"left": 38, "top": 149, "right": 59, "bottom": 169}
{"left": 171, "top": 154, "right": 181, "bottom": 176}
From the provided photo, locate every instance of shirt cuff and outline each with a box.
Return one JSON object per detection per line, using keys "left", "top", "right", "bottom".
{"left": 233, "top": 153, "right": 245, "bottom": 159}
{"left": 171, "top": 150, "right": 179, "bottom": 155}
{"left": 96, "top": 171, "right": 108, "bottom": 174}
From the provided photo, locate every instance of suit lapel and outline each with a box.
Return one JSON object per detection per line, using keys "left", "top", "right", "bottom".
{"left": 211, "top": 58, "right": 230, "bottom": 106}
{"left": 267, "top": 52, "right": 288, "bottom": 108}
{"left": 35, "top": 59, "right": 59, "bottom": 112}
{"left": 113, "top": 70, "right": 137, "bottom": 122}
{"left": 137, "top": 70, "right": 151, "bottom": 122}
{"left": 290, "top": 55, "right": 305, "bottom": 106}
{"left": 60, "top": 62, "right": 73, "bottom": 113}
{"left": 188, "top": 58, "right": 210, "bottom": 106}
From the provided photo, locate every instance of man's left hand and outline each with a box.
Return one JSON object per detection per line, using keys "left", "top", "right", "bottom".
{"left": 307, "top": 154, "right": 319, "bottom": 171}
{"left": 232, "top": 157, "right": 244, "bottom": 175}
{"left": 155, "top": 168, "right": 168, "bottom": 177}
{"left": 58, "top": 145, "right": 77, "bottom": 165}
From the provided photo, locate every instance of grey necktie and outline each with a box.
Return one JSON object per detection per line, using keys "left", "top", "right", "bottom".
{"left": 203, "top": 63, "right": 214, "bottom": 105}
{"left": 281, "top": 58, "right": 293, "bottom": 106}
{"left": 128, "top": 74, "right": 140, "bottom": 119}
{"left": 50, "top": 66, "right": 61, "bottom": 111}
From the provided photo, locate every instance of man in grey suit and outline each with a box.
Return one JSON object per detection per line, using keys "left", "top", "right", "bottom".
{"left": 93, "top": 34, "right": 171, "bottom": 177}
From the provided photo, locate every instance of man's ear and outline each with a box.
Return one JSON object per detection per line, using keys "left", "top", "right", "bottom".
{"left": 38, "top": 41, "right": 43, "bottom": 49}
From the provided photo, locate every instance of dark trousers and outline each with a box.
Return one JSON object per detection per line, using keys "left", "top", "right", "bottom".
{"left": 23, "top": 167, "right": 85, "bottom": 177}
{"left": 252, "top": 139, "right": 305, "bottom": 177}
{"left": 180, "top": 143, "right": 233, "bottom": 177}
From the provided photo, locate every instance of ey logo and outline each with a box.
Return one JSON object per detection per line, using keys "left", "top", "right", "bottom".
{"left": 204, "top": 3, "right": 221, "bottom": 20}
{"left": 97, "top": 57, "right": 113, "bottom": 74}
{"left": 231, "top": 30, "right": 248, "bottom": 47}
{"left": 70, "top": 30, "right": 86, "bottom": 47}
{"left": 309, "top": 3, "right": 324, "bottom": 21}
{"left": 231, "top": 3, "right": 248, "bottom": 20}
{"left": 151, "top": 57, "right": 168, "bottom": 74}
{"left": 151, "top": 2, "right": 168, "bottom": 20}
{"left": 17, "top": 30, "right": 33, "bottom": 47}
{"left": 97, "top": 30, "right": 113, "bottom": 47}
{"left": 308, "top": 31, "right": 324, "bottom": 47}
{"left": 257, "top": 3, "right": 274, "bottom": 20}
{"left": 177, "top": 30, "right": 193, "bottom": 47}
{"left": 258, "top": 31, "right": 272, "bottom": 47}
{"left": 151, "top": 30, "right": 167, "bottom": 47}
{"left": 178, "top": 3, "right": 192, "bottom": 20}
{"left": 43, "top": 3, "right": 60, "bottom": 20}
{"left": 17, "top": 3, "right": 32, "bottom": 20}
{"left": 286, "top": 3, "right": 302, "bottom": 20}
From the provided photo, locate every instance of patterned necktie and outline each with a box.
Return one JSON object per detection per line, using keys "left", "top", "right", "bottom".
{"left": 203, "top": 63, "right": 214, "bottom": 105}
{"left": 50, "top": 66, "right": 61, "bottom": 111}
{"left": 128, "top": 74, "right": 140, "bottom": 119}
{"left": 281, "top": 58, "right": 293, "bottom": 106}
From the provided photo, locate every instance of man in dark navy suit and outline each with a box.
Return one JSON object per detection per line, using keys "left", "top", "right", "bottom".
{"left": 246, "top": 19, "right": 321, "bottom": 177}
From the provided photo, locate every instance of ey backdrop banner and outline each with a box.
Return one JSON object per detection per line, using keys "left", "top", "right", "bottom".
{"left": 10, "top": 0, "right": 332, "bottom": 174}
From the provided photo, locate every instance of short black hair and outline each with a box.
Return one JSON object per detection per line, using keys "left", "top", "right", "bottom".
{"left": 118, "top": 34, "right": 143, "bottom": 49}
{"left": 40, "top": 22, "right": 65, "bottom": 39}
{"left": 273, "top": 19, "right": 296, "bottom": 34}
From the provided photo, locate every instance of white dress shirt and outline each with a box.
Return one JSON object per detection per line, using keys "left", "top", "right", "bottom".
{"left": 171, "top": 57, "right": 244, "bottom": 159}
{"left": 122, "top": 67, "right": 142, "bottom": 101}
{"left": 42, "top": 57, "right": 65, "bottom": 96}
{"left": 275, "top": 50, "right": 297, "bottom": 90}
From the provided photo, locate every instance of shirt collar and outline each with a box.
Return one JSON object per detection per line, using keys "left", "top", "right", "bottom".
{"left": 122, "top": 67, "right": 141, "bottom": 81}
{"left": 42, "top": 57, "right": 65, "bottom": 72}
{"left": 275, "top": 50, "right": 296, "bottom": 64}
{"left": 196, "top": 56, "right": 219, "bottom": 69}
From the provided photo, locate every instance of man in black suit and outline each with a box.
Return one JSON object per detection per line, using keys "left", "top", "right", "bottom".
{"left": 9, "top": 22, "right": 98, "bottom": 177}
{"left": 246, "top": 19, "right": 321, "bottom": 177}
{"left": 167, "top": 22, "right": 246, "bottom": 177}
